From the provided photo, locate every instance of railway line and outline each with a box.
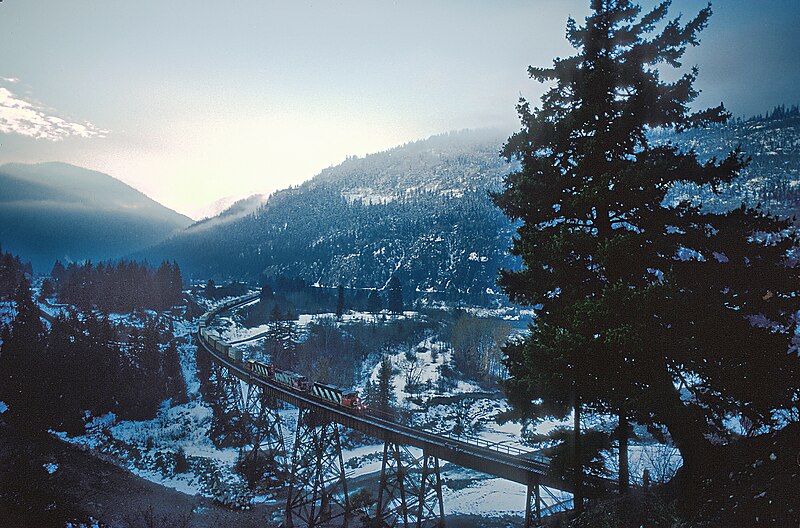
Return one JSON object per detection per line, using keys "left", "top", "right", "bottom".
{"left": 195, "top": 292, "right": 618, "bottom": 525}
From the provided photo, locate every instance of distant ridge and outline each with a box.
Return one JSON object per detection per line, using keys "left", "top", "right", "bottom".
{"left": 190, "top": 193, "right": 266, "bottom": 222}
{"left": 139, "top": 128, "right": 520, "bottom": 304}
{"left": 186, "top": 194, "right": 267, "bottom": 232}
{"left": 140, "top": 113, "right": 800, "bottom": 305}
{"left": 0, "top": 162, "right": 192, "bottom": 271}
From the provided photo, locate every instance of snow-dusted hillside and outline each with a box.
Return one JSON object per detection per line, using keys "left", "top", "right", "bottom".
{"left": 142, "top": 115, "right": 800, "bottom": 305}
{"left": 140, "top": 129, "right": 518, "bottom": 303}
{"left": 658, "top": 110, "right": 800, "bottom": 216}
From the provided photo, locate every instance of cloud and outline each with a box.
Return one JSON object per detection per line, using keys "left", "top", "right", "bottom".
{"left": 0, "top": 84, "right": 107, "bottom": 141}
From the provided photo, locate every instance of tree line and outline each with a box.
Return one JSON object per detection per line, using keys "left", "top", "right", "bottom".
{"left": 49, "top": 259, "right": 183, "bottom": 313}
{"left": 235, "top": 274, "right": 406, "bottom": 328}
{"left": 0, "top": 245, "right": 32, "bottom": 299}
{"left": 0, "top": 278, "right": 186, "bottom": 436}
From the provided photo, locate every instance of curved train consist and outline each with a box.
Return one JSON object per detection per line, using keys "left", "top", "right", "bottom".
{"left": 198, "top": 316, "right": 365, "bottom": 412}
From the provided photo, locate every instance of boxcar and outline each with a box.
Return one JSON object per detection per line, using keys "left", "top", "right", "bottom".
{"left": 227, "top": 345, "right": 243, "bottom": 363}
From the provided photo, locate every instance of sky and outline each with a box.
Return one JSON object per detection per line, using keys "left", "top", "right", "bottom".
{"left": 1, "top": 0, "right": 798, "bottom": 219}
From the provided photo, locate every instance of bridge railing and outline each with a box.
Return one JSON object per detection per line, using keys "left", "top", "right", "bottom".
{"left": 441, "top": 431, "right": 536, "bottom": 458}
{"left": 342, "top": 411, "right": 555, "bottom": 480}
{"left": 354, "top": 404, "right": 547, "bottom": 462}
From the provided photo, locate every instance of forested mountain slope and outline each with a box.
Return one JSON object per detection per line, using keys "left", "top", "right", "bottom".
{"left": 145, "top": 111, "right": 800, "bottom": 303}
{"left": 142, "top": 129, "right": 518, "bottom": 302}
{"left": 0, "top": 162, "right": 192, "bottom": 272}
{"left": 660, "top": 106, "right": 800, "bottom": 216}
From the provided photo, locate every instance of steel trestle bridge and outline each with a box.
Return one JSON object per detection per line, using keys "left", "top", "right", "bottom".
{"left": 196, "top": 293, "right": 617, "bottom": 527}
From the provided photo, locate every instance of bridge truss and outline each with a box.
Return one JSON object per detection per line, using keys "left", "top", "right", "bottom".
{"left": 197, "top": 294, "right": 615, "bottom": 527}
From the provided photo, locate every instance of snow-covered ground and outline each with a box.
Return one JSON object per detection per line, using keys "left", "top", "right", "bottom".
{"left": 51, "top": 313, "right": 258, "bottom": 505}
{"left": 47, "top": 298, "right": 682, "bottom": 523}
{"left": 1, "top": 300, "right": 16, "bottom": 326}
{"left": 366, "top": 336, "right": 483, "bottom": 404}
{"left": 217, "top": 309, "right": 424, "bottom": 344}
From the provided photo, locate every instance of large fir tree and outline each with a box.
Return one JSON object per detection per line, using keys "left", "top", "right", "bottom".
{"left": 494, "top": 0, "right": 799, "bottom": 499}
{"left": 372, "top": 357, "right": 396, "bottom": 417}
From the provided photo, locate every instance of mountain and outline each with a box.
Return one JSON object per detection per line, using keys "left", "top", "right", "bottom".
{"left": 141, "top": 111, "right": 800, "bottom": 304}
{"left": 140, "top": 129, "right": 520, "bottom": 303}
{"left": 0, "top": 162, "right": 193, "bottom": 272}
{"left": 189, "top": 193, "right": 266, "bottom": 221}
{"left": 657, "top": 106, "right": 800, "bottom": 217}
{"left": 186, "top": 194, "right": 268, "bottom": 231}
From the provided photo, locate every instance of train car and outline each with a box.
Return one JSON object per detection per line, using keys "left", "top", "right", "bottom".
{"left": 203, "top": 328, "right": 219, "bottom": 345}
{"left": 273, "top": 369, "right": 310, "bottom": 391}
{"left": 246, "top": 360, "right": 274, "bottom": 379}
{"left": 311, "top": 382, "right": 364, "bottom": 411}
{"left": 226, "top": 344, "right": 243, "bottom": 363}
{"left": 202, "top": 331, "right": 242, "bottom": 363}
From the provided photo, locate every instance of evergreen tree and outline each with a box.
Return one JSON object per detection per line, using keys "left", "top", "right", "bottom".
{"left": 120, "top": 318, "right": 166, "bottom": 419}
{"left": 260, "top": 282, "right": 274, "bottom": 303}
{"left": 82, "top": 311, "right": 119, "bottom": 415}
{"left": 387, "top": 276, "right": 404, "bottom": 314}
{"left": 493, "top": 0, "right": 800, "bottom": 500}
{"left": 336, "top": 284, "right": 345, "bottom": 319}
{"left": 373, "top": 357, "right": 395, "bottom": 416}
{"left": 139, "top": 318, "right": 163, "bottom": 379}
{"left": 169, "top": 260, "right": 184, "bottom": 307}
{"left": 155, "top": 261, "right": 172, "bottom": 310}
{"left": 42, "top": 313, "right": 80, "bottom": 432}
{"left": 163, "top": 341, "right": 187, "bottom": 404}
{"left": 205, "top": 279, "right": 217, "bottom": 299}
{"left": 0, "top": 250, "right": 30, "bottom": 299}
{"left": 269, "top": 304, "right": 284, "bottom": 322}
{"left": 39, "top": 278, "right": 54, "bottom": 302}
{"left": 367, "top": 289, "right": 382, "bottom": 314}
{"left": 264, "top": 320, "right": 298, "bottom": 370}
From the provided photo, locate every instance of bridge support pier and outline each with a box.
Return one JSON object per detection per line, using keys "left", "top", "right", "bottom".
{"left": 376, "top": 441, "right": 445, "bottom": 528}
{"left": 207, "top": 361, "right": 247, "bottom": 447}
{"left": 285, "top": 407, "right": 350, "bottom": 527}
{"left": 240, "top": 383, "right": 288, "bottom": 481}
{"left": 524, "top": 475, "right": 542, "bottom": 528}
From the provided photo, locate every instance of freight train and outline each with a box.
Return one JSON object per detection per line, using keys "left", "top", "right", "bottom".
{"left": 198, "top": 323, "right": 365, "bottom": 412}
{"left": 199, "top": 327, "right": 243, "bottom": 363}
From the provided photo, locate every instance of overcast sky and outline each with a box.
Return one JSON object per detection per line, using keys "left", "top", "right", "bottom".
{"left": 1, "top": 1, "right": 798, "bottom": 218}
